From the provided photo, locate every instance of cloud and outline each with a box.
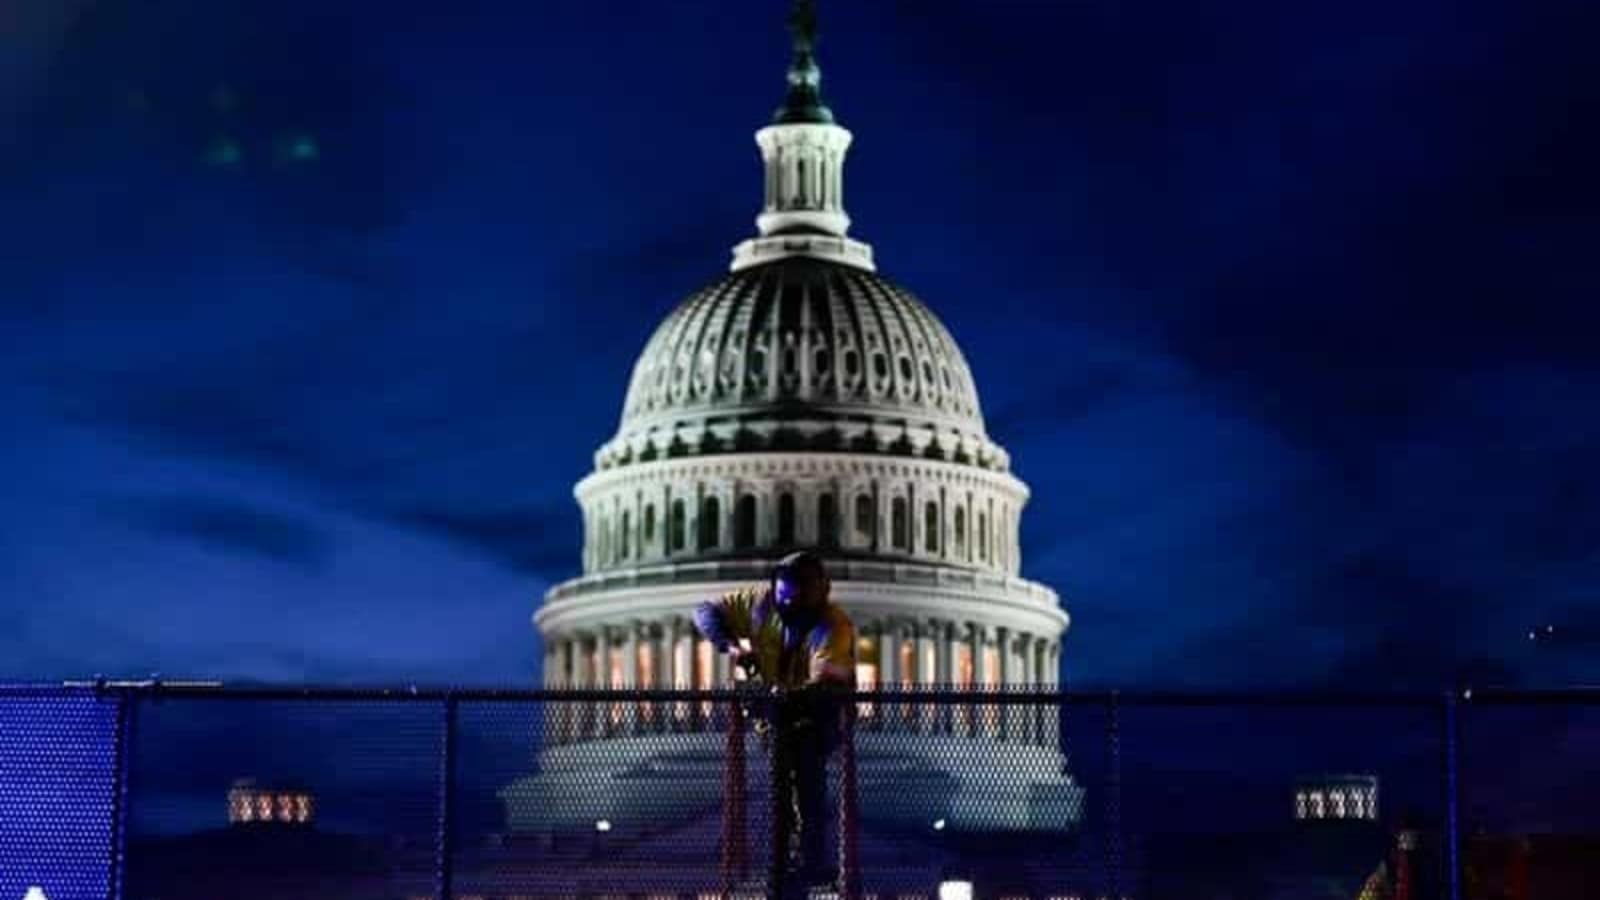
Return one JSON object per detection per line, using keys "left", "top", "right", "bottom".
{"left": 390, "top": 504, "right": 579, "bottom": 578}
{"left": 106, "top": 494, "right": 333, "bottom": 570}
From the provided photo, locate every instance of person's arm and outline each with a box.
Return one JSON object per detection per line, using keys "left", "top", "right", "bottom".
{"left": 692, "top": 587, "right": 760, "bottom": 652}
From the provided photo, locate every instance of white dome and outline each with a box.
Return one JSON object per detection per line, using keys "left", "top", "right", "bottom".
{"left": 597, "top": 256, "right": 1009, "bottom": 473}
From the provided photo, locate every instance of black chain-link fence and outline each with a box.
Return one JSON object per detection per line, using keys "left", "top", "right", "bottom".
{"left": 2, "top": 684, "right": 1595, "bottom": 900}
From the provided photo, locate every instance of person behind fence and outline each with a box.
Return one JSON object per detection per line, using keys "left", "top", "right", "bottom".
{"left": 692, "top": 550, "right": 856, "bottom": 889}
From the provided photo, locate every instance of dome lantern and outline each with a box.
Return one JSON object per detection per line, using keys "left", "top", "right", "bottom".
{"left": 733, "top": 0, "right": 875, "bottom": 272}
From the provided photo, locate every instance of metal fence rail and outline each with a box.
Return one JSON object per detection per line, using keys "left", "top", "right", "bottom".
{"left": 1, "top": 684, "right": 1595, "bottom": 900}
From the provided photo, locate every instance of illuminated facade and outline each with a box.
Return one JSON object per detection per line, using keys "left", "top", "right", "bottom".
{"left": 227, "top": 778, "right": 316, "bottom": 827}
{"left": 1294, "top": 774, "right": 1380, "bottom": 823}
{"left": 503, "top": 0, "right": 1081, "bottom": 841}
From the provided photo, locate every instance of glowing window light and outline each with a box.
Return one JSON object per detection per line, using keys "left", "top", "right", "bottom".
{"left": 595, "top": 819, "right": 612, "bottom": 832}
{"left": 932, "top": 818, "right": 947, "bottom": 831}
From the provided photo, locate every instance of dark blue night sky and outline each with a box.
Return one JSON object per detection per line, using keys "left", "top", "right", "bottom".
{"left": 2, "top": 0, "right": 1597, "bottom": 691}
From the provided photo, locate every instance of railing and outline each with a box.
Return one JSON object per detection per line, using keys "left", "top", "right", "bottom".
{"left": 1, "top": 684, "right": 1595, "bottom": 900}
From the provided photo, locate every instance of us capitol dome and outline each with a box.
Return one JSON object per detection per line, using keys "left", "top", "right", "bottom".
{"left": 504, "top": 0, "right": 1082, "bottom": 845}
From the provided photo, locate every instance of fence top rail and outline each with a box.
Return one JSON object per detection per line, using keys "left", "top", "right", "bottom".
{"left": 5, "top": 681, "right": 1596, "bottom": 705}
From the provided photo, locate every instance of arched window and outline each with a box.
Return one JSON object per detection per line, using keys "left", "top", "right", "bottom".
{"left": 817, "top": 493, "right": 838, "bottom": 548}
{"left": 777, "top": 493, "right": 796, "bottom": 545}
{"left": 644, "top": 504, "right": 656, "bottom": 544}
{"left": 891, "top": 498, "right": 909, "bottom": 550}
{"left": 854, "top": 493, "right": 875, "bottom": 541}
{"left": 669, "top": 499, "right": 686, "bottom": 552}
{"left": 699, "top": 496, "right": 721, "bottom": 551}
{"left": 924, "top": 501, "right": 940, "bottom": 553}
{"left": 735, "top": 495, "right": 758, "bottom": 549}
{"left": 619, "top": 511, "right": 631, "bottom": 560}
{"left": 954, "top": 507, "right": 966, "bottom": 557}
{"left": 978, "top": 511, "right": 989, "bottom": 561}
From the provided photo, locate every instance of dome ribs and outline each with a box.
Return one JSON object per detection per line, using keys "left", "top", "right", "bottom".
{"left": 605, "top": 260, "right": 1003, "bottom": 471}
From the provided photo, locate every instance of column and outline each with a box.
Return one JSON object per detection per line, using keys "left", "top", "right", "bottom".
{"left": 879, "top": 620, "right": 900, "bottom": 731}
{"left": 915, "top": 621, "right": 935, "bottom": 733}
{"left": 574, "top": 632, "right": 594, "bottom": 739}
{"left": 1047, "top": 640, "right": 1061, "bottom": 749}
{"left": 648, "top": 623, "right": 666, "bottom": 730}
{"left": 598, "top": 628, "right": 616, "bottom": 737}
{"left": 939, "top": 619, "right": 957, "bottom": 734}
{"left": 969, "top": 623, "right": 988, "bottom": 738}
{"left": 623, "top": 623, "right": 640, "bottom": 735}
{"left": 669, "top": 618, "right": 688, "bottom": 730}
{"left": 996, "top": 626, "right": 1012, "bottom": 741}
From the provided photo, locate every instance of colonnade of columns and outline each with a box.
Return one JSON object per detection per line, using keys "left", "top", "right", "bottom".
{"left": 542, "top": 616, "right": 1061, "bottom": 748}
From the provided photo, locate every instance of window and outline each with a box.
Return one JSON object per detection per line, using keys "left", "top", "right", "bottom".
{"left": 924, "top": 501, "right": 939, "bottom": 553}
{"left": 644, "top": 504, "right": 656, "bottom": 543}
{"left": 978, "top": 511, "right": 988, "bottom": 560}
{"left": 777, "top": 493, "right": 796, "bottom": 545}
{"left": 597, "top": 514, "right": 609, "bottom": 564}
{"left": 735, "top": 495, "right": 757, "bottom": 549}
{"left": 698, "top": 496, "right": 720, "bottom": 550}
{"left": 817, "top": 493, "right": 838, "bottom": 548}
{"left": 954, "top": 507, "right": 966, "bottom": 556}
{"left": 891, "top": 498, "right": 908, "bottom": 550}
{"left": 854, "top": 493, "right": 875, "bottom": 541}
{"left": 669, "top": 499, "right": 686, "bottom": 552}
{"left": 619, "top": 511, "right": 631, "bottom": 560}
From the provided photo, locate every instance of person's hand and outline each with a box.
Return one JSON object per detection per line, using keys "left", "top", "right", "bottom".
{"left": 729, "top": 644, "right": 758, "bottom": 678}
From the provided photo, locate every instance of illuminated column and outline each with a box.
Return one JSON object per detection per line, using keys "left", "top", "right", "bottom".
{"left": 939, "top": 619, "right": 957, "bottom": 734}
{"left": 624, "top": 623, "right": 640, "bottom": 685}
{"left": 915, "top": 620, "right": 936, "bottom": 732}
{"left": 578, "top": 632, "right": 597, "bottom": 739}
{"left": 883, "top": 621, "right": 896, "bottom": 723}
{"left": 995, "top": 626, "right": 1012, "bottom": 740}
{"left": 714, "top": 639, "right": 731, "bottom": 685}
{"left": 1046, "top": 639, "right": 1061, "bottom": 749}
{"left": 624, "top": 622, "right": 640, "bottom": 734}
{"left": 600, "top": 627, "right": 617, "bottom": 737}
{"left": 1019, "top": 633, "right": 1037, "bottom": 745}
{"left": 653, "top": 622, "right": 670, "bottom": 698}
{"left": 970, "top": 623, "right": 991, "bottom": 737}
{"left": 669, "top": 617, "right": 690, "bottom": 728}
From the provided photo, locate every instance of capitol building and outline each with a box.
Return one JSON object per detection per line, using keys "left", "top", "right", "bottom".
{"left": 503, "top": 0, "right": 1083, "bottom": 854}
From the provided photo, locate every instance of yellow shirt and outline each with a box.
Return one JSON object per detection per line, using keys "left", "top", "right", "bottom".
{"left": 703, "top": 584, "right": 856, "bottom": 689}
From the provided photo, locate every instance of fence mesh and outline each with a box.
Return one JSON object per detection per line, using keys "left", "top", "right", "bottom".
{"left": 1458, "top": 697, "right": 1599, "bottom": 900}
{"left": 1, "top": 686, "right": 1596, "bottom": 900}
{"left": 122, "top": 695, "right": 444, "bottom": 900}
{"left": 0, "top": 690, "right": 121, "bottom": 900}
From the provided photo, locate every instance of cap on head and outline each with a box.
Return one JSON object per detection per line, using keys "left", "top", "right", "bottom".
{"left": 771, "top": 550, "right": 829, "bottom": 608}
{"left": 773, "top": 550, "right": 825, "bottom": 581}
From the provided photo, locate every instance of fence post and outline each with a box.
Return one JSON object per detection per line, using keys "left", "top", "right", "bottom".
{"left": 436, "top": 694, "right": 459, "bottom": 900}
{"left": 107, "top": 686, "right": 135, "bottom": 900}
{"left": 1105, "top": 690, "right": 1122, "bottom": 900}
{"left": 1443, "top": 689, "right": 1462, "bottom": 900}
{"left": 721, "top": 694, "right": 749, "bottom": 894}
{"left": 769, "top": 691, "right": 790, "bottom": 900}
